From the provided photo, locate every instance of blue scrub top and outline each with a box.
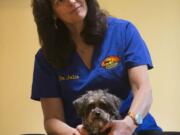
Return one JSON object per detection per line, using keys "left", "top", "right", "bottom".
{"left": 31, "top": 17, "right": 162, "bottom": 132}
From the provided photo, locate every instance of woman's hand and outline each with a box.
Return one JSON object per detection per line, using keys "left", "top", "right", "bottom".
{"left": 101, "top": 116, "right": 137, "bottom": 135}
{"left": 59, "top": 126, "right": 81, "bottom": 135}
{"left": 76, "top": 124, "right": 88, "bottom": 135}
{"left": 69, "top": 127, "right": 81, "bottom": 135}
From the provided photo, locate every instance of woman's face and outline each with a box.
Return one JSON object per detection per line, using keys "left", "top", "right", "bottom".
{"left": 52, "top": 0, "right": 88, "bottom": 25}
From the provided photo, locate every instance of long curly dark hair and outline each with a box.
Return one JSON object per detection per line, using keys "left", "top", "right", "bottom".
{"left": 32, "top": 0, "right": 108, "bottom": 69}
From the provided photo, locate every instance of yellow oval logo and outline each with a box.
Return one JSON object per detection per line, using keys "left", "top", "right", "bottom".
{"left": 101, "top": 56, "right": 120, "bottom": 69}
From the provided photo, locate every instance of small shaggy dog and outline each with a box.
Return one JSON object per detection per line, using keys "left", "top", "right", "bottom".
{"left": 73, "top": 90, "right": 122, "bottom": 135}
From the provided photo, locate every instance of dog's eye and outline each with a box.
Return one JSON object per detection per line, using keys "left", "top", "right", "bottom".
{"left": 86, "top": 103, "right": 95, "bottom": 113}
{"left": 99, "top": 103, "right": 108, "bottom": 110}
{"left": 88, "top": 103, "right": 95, "bottom": 110}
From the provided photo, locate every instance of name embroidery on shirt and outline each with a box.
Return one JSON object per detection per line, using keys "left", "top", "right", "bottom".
{"left": 101, "top": 56, "right": 121, "bottom": 69}
{"left": 59, "top": 75, "right": 80, "bottom": 81}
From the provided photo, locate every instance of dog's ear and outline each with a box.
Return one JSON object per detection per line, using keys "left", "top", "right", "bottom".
{"left": 111, "top": 95, "right": 121, "bottom": 110}
{"left": 73, "top": 95, "right": 86, "bottom": 117}
{"left": 110, "top": 95, "right": 122, "bottom": 118}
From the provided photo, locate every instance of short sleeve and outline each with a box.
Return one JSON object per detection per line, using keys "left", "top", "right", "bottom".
{"left": 31, "top": 49, "right": 62, "bottom": 101}
{"left": 124, "top": 22, "right": 153, "bottom": 69}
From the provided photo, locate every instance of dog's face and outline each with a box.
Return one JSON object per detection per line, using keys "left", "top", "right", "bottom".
{"left": 73, "top": 90, "right": 121, "bottom": 135}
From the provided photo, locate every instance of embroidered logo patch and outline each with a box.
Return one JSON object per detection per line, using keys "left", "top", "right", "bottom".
{"left": 59, "top": 75, "right": 80, "bottom": 81}
{"left": 101, "top": 56, "right": 120, "bottom": 69}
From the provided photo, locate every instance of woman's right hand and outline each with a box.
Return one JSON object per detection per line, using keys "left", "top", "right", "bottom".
{"left": 60, "top": 126, "right": 81, "bottom": 135}
{"left": 41, "top": 98, "right": 81, "bottom": 135}
{"left": 76, "top": 124, "right": 88, "bottom": 135}
{"left": 45, "top": 119, "right": 81, "bottom": 135}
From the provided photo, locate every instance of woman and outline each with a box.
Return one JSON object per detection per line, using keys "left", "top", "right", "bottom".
{"left": 31, "top": 0, "right": 162, "bottom": 135}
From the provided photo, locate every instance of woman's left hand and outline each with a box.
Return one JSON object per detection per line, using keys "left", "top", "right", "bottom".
{"left": 101, "top": 116, "right": 137, "bottom": 135}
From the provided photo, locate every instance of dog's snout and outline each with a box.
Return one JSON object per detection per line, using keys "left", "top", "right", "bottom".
{"left": 92, "top": 107, "right": 102, "bottom": 117}
{"left": 95, "top": 111, "right": 101, "bottom": 117}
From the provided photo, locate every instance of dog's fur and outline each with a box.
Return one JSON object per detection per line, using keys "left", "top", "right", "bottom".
{"left": 73, "top": 90, "right": 122, "bottom": 135}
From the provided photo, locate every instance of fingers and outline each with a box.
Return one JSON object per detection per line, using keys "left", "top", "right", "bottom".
{"left": 76, "top": 124, "right": 88, "bottom": 135}
{"left": 100, "top": 121, "right": 113, "bottom": 132}
{"left": 73, "top": 128, "right": 82, "bottom": 135}
{"left": 73, "top": 130, "right": 81, "bottom": 135}
{"left": 76, "top": 124, "right": 83, "bottom": 133}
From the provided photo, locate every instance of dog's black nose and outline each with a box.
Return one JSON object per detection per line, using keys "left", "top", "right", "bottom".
{"left": 95, "top": 111, "right": 100, "bottom": 117}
